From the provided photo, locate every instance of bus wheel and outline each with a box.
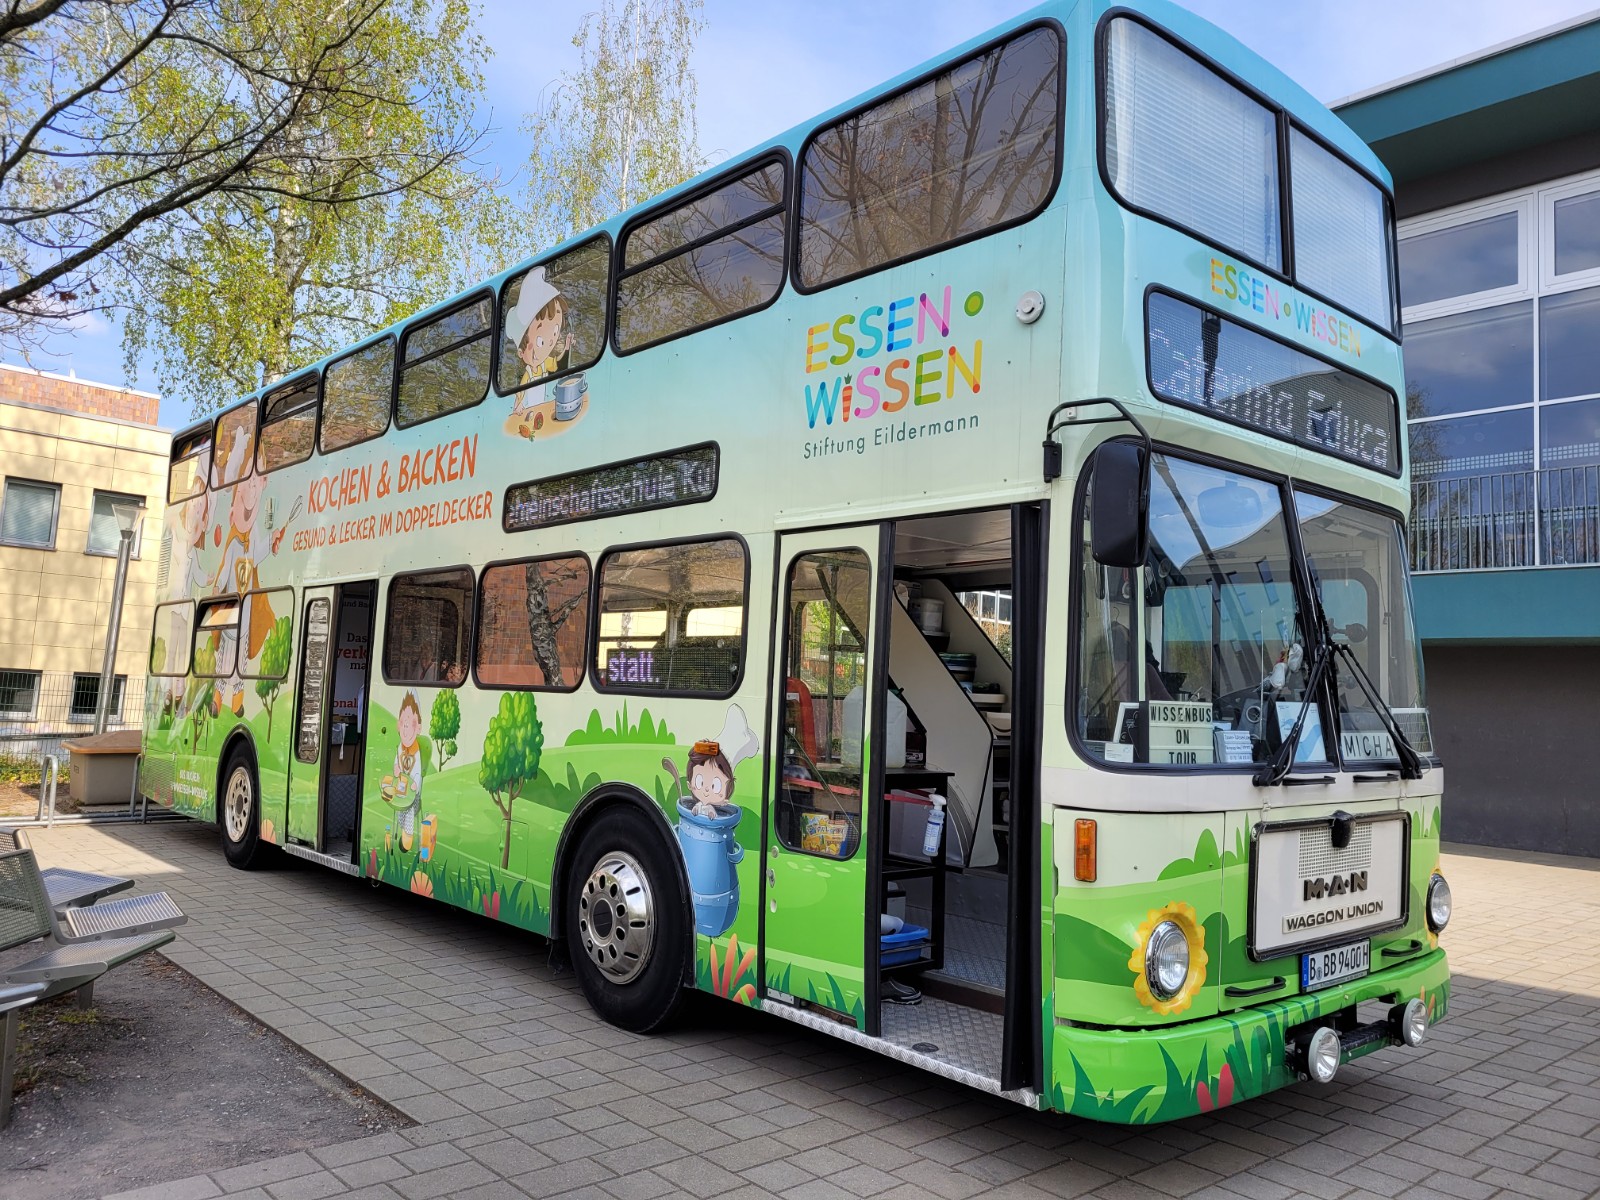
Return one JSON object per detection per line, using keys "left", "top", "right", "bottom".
{"left": 564, "top": 807, "right": 688, "bottom": 1033}
{"left": 220, "top": 747, "right": 267, "bottom": 870}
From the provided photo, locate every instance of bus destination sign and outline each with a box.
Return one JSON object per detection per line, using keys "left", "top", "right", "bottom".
{"left": 504, "top": 443, "right": 719, "bottom": 533}
{"left": 1146, "top": 291, "right": 1400, "bottom": 476}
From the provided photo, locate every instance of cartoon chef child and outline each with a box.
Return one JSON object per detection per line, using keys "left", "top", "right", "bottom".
{"left": 504, "top": 266, "right": 574, "bottom": 416}
{"left": 385, "top": 691, "right": 426, "bottom": 853}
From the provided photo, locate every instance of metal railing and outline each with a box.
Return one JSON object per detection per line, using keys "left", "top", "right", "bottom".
{"left": 1410, "top": 465, "right": 1600, "bottom": 572}
{"left": 0, "top": 672, "right": 146, "bottom": 779}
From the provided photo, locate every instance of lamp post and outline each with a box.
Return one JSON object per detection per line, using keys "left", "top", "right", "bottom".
{"left": 94, "top": 500, "right": 144, "bottom": 736}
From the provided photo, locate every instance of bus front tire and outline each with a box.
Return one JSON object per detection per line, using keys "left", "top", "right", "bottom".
{"left": 220, "top": 747, "right": 267, "bottom": 870}
{"left": 564, "top": 807, "right": 689, "bottom": 1034}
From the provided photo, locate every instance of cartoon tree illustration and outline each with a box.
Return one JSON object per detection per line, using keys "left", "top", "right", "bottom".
{"left": 254, "top": 617, "right": 293, "bottom": 738}
{"left": 478, "top": 692, "right": 544, "bottom": 869}
{"left": 430, "top": 688, "right": 461, "bottom": 773}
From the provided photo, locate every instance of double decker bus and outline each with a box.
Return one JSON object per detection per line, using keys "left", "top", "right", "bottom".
{"left": 142, "top": 0, "right": 1452, "bottom": 1121}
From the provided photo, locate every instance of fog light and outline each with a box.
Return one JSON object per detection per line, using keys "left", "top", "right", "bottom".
{"left": 1304, "top": 1026, "right": 1342, "bottom": 1084}
{"left": 1427, "top": 874, "right": 1452, "bottom": 932}
{"left": 1395, "top": 997, "right": 1428, "bottom": 1047}
{"left": 1145, "top": 920, "right": 1189, "bottom": 999}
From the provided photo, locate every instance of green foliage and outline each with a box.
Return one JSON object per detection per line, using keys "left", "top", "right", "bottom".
{"left": 1053, "top": 913, "right": 1138, "bottom": 989}
{"left": 253, "top": 617, "right": 293, "bottom": 738}
{"left": 565, "top": 704, "right": 676, "bottom": 746}
{"left": 517, "top": 0, "right": 706, "bottom": 257}
{"left": 369, "top": 842, "right": 546, "bottom": 934}
{"left": 429, "top": 690, "right": 461, "bottom": 773}
{"left": 118, "top": 0, "right": 498, "bottom": 412}
{"left": 478, "top": 692, "right": 545, "bottom": 870}
{"left": 1159, "top": 826, "right": 1249, "bottom": 880}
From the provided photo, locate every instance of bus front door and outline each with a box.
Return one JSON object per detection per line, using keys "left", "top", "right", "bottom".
{"left": 287, "top": 587, "right": 336, "bottom": 846}
{"left": 764, "top": 526, "right": 891, "bottom": 1035}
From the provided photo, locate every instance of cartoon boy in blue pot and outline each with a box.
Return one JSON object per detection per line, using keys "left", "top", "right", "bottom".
{"left": 665, "top": 706, "right": 759, "bottom": 938}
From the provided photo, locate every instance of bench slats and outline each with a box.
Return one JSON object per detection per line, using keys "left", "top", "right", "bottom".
{"left": 4, "top": 930, "right": 176, "bottom": 997}
{"left": 59, "top": 891, "right": 187, "bottom": 941}
{"left": 41, "top": 867, "right": 135, "bottom": 913}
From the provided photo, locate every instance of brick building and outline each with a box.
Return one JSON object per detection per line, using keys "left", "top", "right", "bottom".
{"left": 0, "top": 364, "right": 168, "bottom": 750}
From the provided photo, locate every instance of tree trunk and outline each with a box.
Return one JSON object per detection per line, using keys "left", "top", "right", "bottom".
{"left": 523, "top": 562, "right": 566, "bottom": 685}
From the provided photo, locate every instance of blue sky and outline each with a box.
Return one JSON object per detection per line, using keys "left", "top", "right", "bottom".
{"left": 15, "top": 0, "right": 1599, "bottom": 429}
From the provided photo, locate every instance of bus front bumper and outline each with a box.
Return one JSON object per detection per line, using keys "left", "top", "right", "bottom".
{"left": 1049, "top": 948, "right": 1449, "bottom": 1123}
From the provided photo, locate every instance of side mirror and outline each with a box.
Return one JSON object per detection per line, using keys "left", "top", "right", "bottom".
{"left": 1090, "top": 441, "right": 1149, "bottom": 568}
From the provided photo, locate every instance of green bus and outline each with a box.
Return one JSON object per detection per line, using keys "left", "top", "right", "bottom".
{"left": 142, "top": 0, "right": 1452, "bottom": 1122}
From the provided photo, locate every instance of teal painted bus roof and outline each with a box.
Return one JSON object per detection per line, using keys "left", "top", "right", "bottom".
{"left": 1334, "top": 14, "right": 1600, "bottom": 184}
{"left": 204, "top": 0, "right": 1393, "bottom": 421}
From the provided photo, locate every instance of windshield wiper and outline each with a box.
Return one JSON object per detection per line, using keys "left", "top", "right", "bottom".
{"left": 1326, "top": 634, "right": 1426, "bottom": 781}
{"left": 1252, "top": 626, "right": 1334, "bottom": 788}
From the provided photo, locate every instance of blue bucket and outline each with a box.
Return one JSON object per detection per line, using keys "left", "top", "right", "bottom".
{"left": 675, "top": 800, "right": 744, "bottom": 937}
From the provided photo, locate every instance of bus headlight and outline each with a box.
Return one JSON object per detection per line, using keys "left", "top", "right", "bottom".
{"left": 1145, "top": 920, "right": 1190, "bottom": 999}
{"left": 1426, "top": 874, "right": 1452, "bottom": 932}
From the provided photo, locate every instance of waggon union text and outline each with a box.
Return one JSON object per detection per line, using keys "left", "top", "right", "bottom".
{"left": 1284, "top": 900, "right": 1383, "bottom": 933}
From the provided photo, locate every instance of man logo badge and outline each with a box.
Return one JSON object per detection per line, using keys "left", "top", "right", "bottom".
{"left": 1303, "top": 871, "right": 1368, "bottom": 901}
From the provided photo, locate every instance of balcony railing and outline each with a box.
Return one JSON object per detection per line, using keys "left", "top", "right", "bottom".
{"left": 1410, "top": 465, "right": 1600, "bottom": 572}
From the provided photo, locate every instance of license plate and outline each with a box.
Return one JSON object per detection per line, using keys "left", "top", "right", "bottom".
{"left": 1301, "top": 939, "right": 1370, "bottom": 992}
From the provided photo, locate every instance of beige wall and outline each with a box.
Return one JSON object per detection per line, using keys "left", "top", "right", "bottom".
{"left": 0, "top": 397, "right": 170, "bottom": 692}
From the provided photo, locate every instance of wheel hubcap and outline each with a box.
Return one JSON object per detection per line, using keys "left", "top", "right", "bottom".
{"left": 224, "top": 767, "right": 252, "bottom": 843}
{"left": 578, "top": 851, "right": 654, "bottom": 984}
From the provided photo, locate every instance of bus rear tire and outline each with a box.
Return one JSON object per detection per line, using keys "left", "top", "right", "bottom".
{"left": 564, "top": 807, "right": 689, "bottom": 1034}
{"left": 220, "top": 746, "right": 268, "bottom": 870}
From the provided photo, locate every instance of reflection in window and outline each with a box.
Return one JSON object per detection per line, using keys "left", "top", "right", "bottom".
{"left": 1290, "top": 129, "right": 1393, "bottom": 330}
{"left": 151, "top": 602, "right": 194, "bottom": 676}
{"left": 1410, "top": 409, "right": 1534, "bottom": 481}
{"left": 1539, "top": 286, "right": 1600, "bottom": 401}
{"left": 595, "top": 537, "right": 746, "bottom": 694}
{"left": 497, "top": 237, "right": 610, "bottom": 398}
{"left": 212, "top": 405, "right": 257, "bottom": 488}
{"left": 1542, "top": 397, "right": 1600, "bottom": 468}
{"left": 239, "top": 589, "right": 294, "bottom": 679}
{"left": 800, "top": 26, "right": 1060, "bottom": 288}
{"left": 1403, "top": 302, "right": 1532, "bottom": 418}
{"left": 778, "top": 550, "right": 871, "bottom": 860}
{"left": 1295, "top": 494, "right": 1430, "bottom": 757}
{"left": 1540, "top": 399, "right": 1600, "bottom": 564}
{"left": 195, "top": 598, "right": 241, "bottom": 678}
{"left": 1077, "top": 455, "right": 1318, "bottom": 768}
{"left": 476, "top": 556, "right": 590, "bottom": 689}
{"left": 169, "top": 429, "right": 212, "bottom": 505}
{"left": 383, "top": 568, "right": 473, "bottom": 685}
{"left": 321, "top": 340, "right": 392, "bottom": 452}
{"left": 616, "top": 163, "right": 786, "bottom": 351}
{"left": 1104, "top": 18, "right": 1278, "bottom": 270}
{"left": 1398, "top": 212, "right": 1518, "bottom": 307}
{"left": 397, "top": 297, "right": 492, "bottom": 427}
{"left": 258, "top": 376, "right": 318, "bottom": 473}
{"left": 1554, "top": 191, "right": 1600, "bottom": 277}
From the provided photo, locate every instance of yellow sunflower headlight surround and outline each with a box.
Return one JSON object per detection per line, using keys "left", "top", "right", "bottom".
{"left": 1129, "top": 901, "right": 1208, "bottom": 1016}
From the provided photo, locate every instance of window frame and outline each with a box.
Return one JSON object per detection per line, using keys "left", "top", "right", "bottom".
{"left": 1095, "top": 9, "right": 1402, "bottom": 340}
{"left": 1540, "top": 173, "right": 1600, "bottom": 292}
{"left": 380, "top": 564, "right": 475, "bottom": 688}
{"left": 193, "top": 596, "right": 243, "bottom": 679}
{"left": 793, "top": 20, "right": 1067, "bottom": 296}
{"left": 494, "top": 233, "right": 613, "bottom": 398}
{"left": 612, "top": 152, "right": 792, "bottom": 355}
{"left": 168, "top": 425, "right": 213, "bottom": 505}
{"left": 151, "top": 600, "right": 195, "bottom": 677}
{"left": 473, "top": 552, "right": 593, "bottom": 693}
{"left": 210, "top": 399, "right": 259, "bottom": 490}
{"left": 1399, "top": 193, "right": 1534, "bottom": 323}
{"left": 85, "top": 490, "right": 145, "bottom": 558}
{"left": 0, "top": 669, "right": 42, "bottom": 719}
{"left": 319, "top": 334, "right": 396, "bottom": 455}
{"left": 503, "top": 441, "right": 721, "bottom": 534}
{"left": 394, "top": 291, "right": 495, "bottom": 430}
{"left": 256, "top": 371, "right": 322, "bottom": 475}
{"left": 0, "top": 477, "right": 61, "bottom": 550}
{"left": 68, "top": 672, "right": 126, "bottom": 721}
{"left": 237, "top": 587, "right": 296, "bottom": 680}
{"left": 589, "top": 531, "right": 751, "bottom": 700}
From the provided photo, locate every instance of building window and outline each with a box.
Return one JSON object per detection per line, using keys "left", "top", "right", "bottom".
{"left": 1400, "top": 167, "right": 1600, "bottom": 570}
{"left": 0, "top": 669, "right": 42, "bottom": 718}
{"left": 1, "top": 479, "right": 61, "bottom": 549}
{"left": 69, "top": 674, "right": 125, "bottom": 721}
{"left": 87, "top": 491, "right": 145, "bottom": 557}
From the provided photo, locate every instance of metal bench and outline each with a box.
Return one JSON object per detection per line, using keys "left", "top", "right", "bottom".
{"left": 0, "top": 826, "right": 136, "bottom": 912}
{"left": 0, "top": 982, "right": 47, "bottom": 1129}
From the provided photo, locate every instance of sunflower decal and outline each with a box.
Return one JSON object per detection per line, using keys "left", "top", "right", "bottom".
{"left": 1129, "top": 900, "right": 1208, "bottom": 1015}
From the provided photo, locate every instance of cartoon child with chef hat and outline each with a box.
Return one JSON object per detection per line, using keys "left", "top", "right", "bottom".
{"left": 505, "top": 265, "right": 575, "bottom": 416}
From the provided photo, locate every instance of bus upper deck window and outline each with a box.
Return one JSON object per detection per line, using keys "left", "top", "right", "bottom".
{"left": 397, "top": 296, "right": 493, "bottom": 428}
{"left": 1290, "top": 128, "right": 1395, "bottom": 333}
{"left": 798, "top": 25, "right": 1061, "bottom": 290}
{"left": 497, "top": 237, "right": 611, "bottom": 398}
{"left": 258, "top": 374, "right": 319, "bottom": 474}
{"left": 322, "top": 339, "right": 393, "bottom": 452}
{"left": 212, "top": 404, "right": 257, "bottom": 489}
{"left": 1102, "top": 17, "right": 1281, "bottom": 273}
{"left": 168, "top": 430, "right": 211, "bottom": 505}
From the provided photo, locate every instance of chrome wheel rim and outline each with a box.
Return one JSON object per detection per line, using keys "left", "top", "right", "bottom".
{"left": 578, "top": 851, "right": 654, "bottom": 984}
{"left": 224, "top": 766, "right": 252, "bottom": 844}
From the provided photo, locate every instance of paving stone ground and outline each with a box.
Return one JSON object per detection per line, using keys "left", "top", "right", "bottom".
{"left": 21, "top": 821, "right": 1600, "bottom": 1200}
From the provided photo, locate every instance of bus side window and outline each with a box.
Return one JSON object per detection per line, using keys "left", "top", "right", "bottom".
{"left": 615, "top": 159, "right": 787, "bottom": 353}
{"left": 797, "top": 24, "right": 1062, "bottom": 289}
{"left": 382, "top": 567, "right": 474, "bottom": 686}
{"left": 212, "top": 404, "right": 257, "bottom": 489}
{"left": 476, "top": 556, "right": 591, "bottom": 690}
{"left": 322, "top": 339, "right": 393, "bottom": 453}
{"left": 397, "top": 296, "right": 493, "bottom": 428}
{"left": 195, "top": 598, "right": 242, "bottom": 678}
{"left": 258, "top": 375, "right": 319, "bottom": 474}
{"left": 497, "top": 237, "right": 611, "bottom": 398}
{"left": 168, "top": 429, "right": 212, "bottom": 506}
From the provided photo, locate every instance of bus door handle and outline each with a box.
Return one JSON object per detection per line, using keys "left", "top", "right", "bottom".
{"left": 1353, "top": 773, "right": 1400, "bottom": 784}
{"left": 1225, "top": 977, "right": 1287, "bottom": 998}
{"left": 1280, "top": 776, "right": 1334, "bottom": 787}
{"left": 1381, "top": 938, "right": 1425, "bottom": 959}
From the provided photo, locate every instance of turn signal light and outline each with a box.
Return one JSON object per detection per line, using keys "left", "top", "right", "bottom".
{"left": 1074, "top": 819, "right": 1097, "bottom": 882}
